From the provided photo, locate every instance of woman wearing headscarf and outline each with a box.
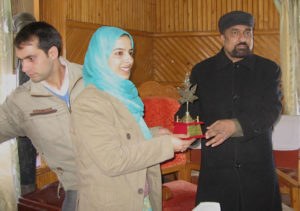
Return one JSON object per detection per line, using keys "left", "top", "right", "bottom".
{"left": 70, "top": 26, "right": 194, "bottom": 211}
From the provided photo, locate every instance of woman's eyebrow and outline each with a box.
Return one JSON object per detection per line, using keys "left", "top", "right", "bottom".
{"left": 112, "top": 47, "right": 125, "bottom": 51}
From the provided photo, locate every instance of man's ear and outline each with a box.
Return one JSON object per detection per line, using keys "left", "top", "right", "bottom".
{"left": 48, "top": 46, "right": 59, "bottom": 59}
{"left": 220, "top": 34, "right": 225, "bottom": 45}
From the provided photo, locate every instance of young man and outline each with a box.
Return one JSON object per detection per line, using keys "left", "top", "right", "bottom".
{"left": 176, "top": 11, "right": 282, "bottom": 211}
{"left": 0, "top": 22, "right": 84, "bottom": 210}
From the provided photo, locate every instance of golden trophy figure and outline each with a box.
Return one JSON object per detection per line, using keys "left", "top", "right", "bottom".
{"left": 174, "top": 73, "right": 205, "bottom": 140}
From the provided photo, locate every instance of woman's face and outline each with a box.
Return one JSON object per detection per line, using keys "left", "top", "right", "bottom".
{"left": 108, "top": 35, "right": 134, "bottom": 79}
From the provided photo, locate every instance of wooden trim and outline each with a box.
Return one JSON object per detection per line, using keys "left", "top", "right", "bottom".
{"left": 33, "top": 0, "right": 40, "bottom": 21}
{"left": 189, "top": 163, "right": 200, "bottom": 171}
{"left": 66, "top": 20, "right": 154, "bottom": 37}
{"left": 153, "top": 30, "right": 279, "bottom": 37}
{"left": 66, "top": 20, "right": 279, "bottom": 39}
{"left": 154, "top": 31, "right": 219, "bottom": 37}
{"left": 18, "top": 198, "right": 60, "bottom": 211}
{"left": 276, "top": 168, "right": 300, "bottom": 210}
{"left": 36, "top": 166, "right": 51, "bottom": 175}
{"left": 161, "top": 164, "right": 185, "bottom": 175}
{"left": 62, "top": 0, "right": 67, "bottom": 58}
{"left": 276, "top": 169, "right": 299, "bottom": 187}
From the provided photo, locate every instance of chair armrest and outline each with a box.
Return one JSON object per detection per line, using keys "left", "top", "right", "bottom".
{"left": 276, "top": 169, "right": 300, "bottom": 188}
{"left": 162, "top": 185, "right": 173, "bottom": 201}
{"left": 189, "top": 163, "right": 200, "bottom": 171}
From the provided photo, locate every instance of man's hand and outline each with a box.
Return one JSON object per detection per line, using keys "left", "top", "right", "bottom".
{"left": 205, "top": 119, "right": 236, "bottom": 147}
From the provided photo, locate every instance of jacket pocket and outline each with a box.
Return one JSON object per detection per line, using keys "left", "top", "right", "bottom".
{"left": 24, "top": 105, "right": 69, "bottom": 155}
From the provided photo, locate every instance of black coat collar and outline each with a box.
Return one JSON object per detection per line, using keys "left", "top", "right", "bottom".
{"left": 215, "top": 48, "right": 256, "bottom": 71}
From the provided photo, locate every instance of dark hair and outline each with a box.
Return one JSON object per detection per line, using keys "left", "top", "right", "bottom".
{"left": 14, "top": 21, "right": 62, "bottom": 56}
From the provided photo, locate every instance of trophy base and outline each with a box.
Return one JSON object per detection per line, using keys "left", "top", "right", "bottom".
{"left": 173, "top": 122, "right": 205, "bottom": 140}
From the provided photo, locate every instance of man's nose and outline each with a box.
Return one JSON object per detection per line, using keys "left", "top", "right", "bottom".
{"left": 21, "top": 61, "right": 30, "bottom": 72}
{"left": 239, "top": 33, "right": 247, "bottom": 42}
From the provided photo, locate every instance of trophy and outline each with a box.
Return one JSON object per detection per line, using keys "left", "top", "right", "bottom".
{"left": 174, "top": 73, "right": 205, "bottom": 140}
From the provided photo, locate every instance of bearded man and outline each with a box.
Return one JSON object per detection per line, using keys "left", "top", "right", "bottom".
{"left": 176, "top": 11, "right": 282, "bottom": 211}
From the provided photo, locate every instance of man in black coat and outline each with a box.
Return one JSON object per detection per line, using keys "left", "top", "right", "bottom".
{"left": 176, "top": 11, "right": 283, "bottom": 211}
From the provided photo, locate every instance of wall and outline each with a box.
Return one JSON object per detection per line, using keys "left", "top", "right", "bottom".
{"left": 152, "top": 0, "right": 280, "bottom": 85}
{"left": 155, "top": 0, "right": 279, "bottom": 33}
{"left": 39, "top": 0, "right": 67, "bottom": 55}
{"left": 39, "top": 0, "right": 280, "bottom": 86}
{"left": 67, "top": 0, "right": 155, "bottom": 32}
{"left": 11, "top": 0, "right": 34, "bottom": 15}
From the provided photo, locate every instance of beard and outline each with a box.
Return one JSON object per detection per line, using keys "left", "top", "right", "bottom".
{"left": 229, "top": 42, "right": 252, "bottom": 58}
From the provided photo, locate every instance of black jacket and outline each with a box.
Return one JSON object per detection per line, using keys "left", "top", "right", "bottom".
{"left": 176, "top": 49, "right": 282, "bottom": 211}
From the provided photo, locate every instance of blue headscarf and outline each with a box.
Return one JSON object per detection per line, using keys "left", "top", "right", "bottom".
{"left": 83, "top": 26, "right": 152, "bottom": 140}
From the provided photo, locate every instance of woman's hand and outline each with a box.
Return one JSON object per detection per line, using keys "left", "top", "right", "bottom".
{"left": 170, "top": 134, "right": 196, "bottom": 152}
{"left": 157, "top": 128, "right": 196, "bottom": 152}
{"left": 158, "top": 127, "right": 172, "bottom": 136}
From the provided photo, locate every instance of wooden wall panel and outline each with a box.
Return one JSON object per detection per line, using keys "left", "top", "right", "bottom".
{"left": 155, "top": 0, "right": 279, "bottom": 33}
{"left": 65, "top": 21, "right": 154, "bottom": 85}
{"left": 39, "top": 0, "right": 67, "bottom": 55}
{"left": 39, "top": 0, "right": 66, "bottom": 36}
{"left": 65, "top": 22, "right": 95, "bottom": 64}
{"left": 130, "top": 35, "right": 155, "bottom": 85}
{"left": 150, "top": 0, "right": 280, "bottom": 85}
{"left": 36, "top": 167, "right": 58, "bottom": 189}
{"left": 153, "top": 35, "right": 221, "bottom": 85}
{"left": 153, "top": 32, "right": 280, "bottom": 86}
{"left": 39, "top": 0, "right": 280, "bottom": 86}
{"left": 253, "top": 33, "right": 280, "bottom": 64}
{"left": 66, "top": 0, "right": 155, "bottom": 32}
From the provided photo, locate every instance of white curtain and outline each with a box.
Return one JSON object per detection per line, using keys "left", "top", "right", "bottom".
{"left": 274, "top": 0, "right": 300, "bottom": 115}
{"left": 0, "top": 0, "right": 20, "bottom": 210}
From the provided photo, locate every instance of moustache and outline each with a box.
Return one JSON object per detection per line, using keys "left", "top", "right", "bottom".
{"left": 235, "top": 42, "right": 249, "bottom": 48}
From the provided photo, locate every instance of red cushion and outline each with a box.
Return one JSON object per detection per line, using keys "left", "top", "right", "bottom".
{"left": 273, "top": 150, "right": 298, "bottom": 169}
{"left": 273, "top": 150, "right": 299, "bottom": 187}
{"left": 143, "top": 97, "right": 180, "bottom": 131}
{"left": 162, "top": 180, "right": 197, "bottom": 211}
